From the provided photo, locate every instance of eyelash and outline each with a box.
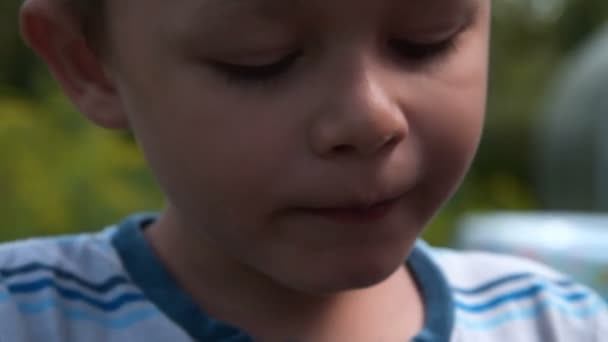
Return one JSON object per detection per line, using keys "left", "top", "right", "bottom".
{"left": 389, "top": 37, "right": 458, "bottom": 65}
{"left": 210, "top": 36, "right": 459, "bottom": 86}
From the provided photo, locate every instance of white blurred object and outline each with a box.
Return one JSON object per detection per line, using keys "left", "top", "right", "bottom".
{"left": 536, "top": 24, "right": 608, "bottom": 211}
{"left": 455, "top": 212, "right": 608, "bottom": 298}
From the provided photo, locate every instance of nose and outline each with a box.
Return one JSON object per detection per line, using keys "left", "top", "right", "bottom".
{"left": 309, "top": 68, "right": 408, "bottom": 158}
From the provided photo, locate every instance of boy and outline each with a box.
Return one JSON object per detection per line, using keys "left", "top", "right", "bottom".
{"left": 4, "top": 0, "right": 606, "bottom": 340}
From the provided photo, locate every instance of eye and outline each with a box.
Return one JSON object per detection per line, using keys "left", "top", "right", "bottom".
{"left": 389, "top": 37, "right": 458, "bottom": 64}
{"left": 209, "top": 51, "right": 301, "bottom": 84}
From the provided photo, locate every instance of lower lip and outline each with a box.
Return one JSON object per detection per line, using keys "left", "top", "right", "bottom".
{"left": 309, "top": 198, "right": 400, "bottom": 224}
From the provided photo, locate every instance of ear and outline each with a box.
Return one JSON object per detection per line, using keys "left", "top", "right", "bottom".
{"left": 20, "top": 0, "right": 129, "bottom": 130}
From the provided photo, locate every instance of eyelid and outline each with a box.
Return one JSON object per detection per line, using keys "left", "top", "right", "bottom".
{"left": 210, "top": 50, "right": 301, "bottom": 69}
{"left": 388, "top": 21, "right": 468, "bottom": 64}
{"left": 208, "top": 51, "right": 301, "bottom": 84}
{"left": 405, "top": 12, "right": 473, "bottom": 46}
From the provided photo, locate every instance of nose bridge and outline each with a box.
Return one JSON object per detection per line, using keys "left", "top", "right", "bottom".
{"left": 310, "top": 58, "right": 409, "bottom": 158}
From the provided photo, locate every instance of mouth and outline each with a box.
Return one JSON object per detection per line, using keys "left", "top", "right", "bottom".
{"left": 300, "top": 193, "right": 405, "bottom": 224}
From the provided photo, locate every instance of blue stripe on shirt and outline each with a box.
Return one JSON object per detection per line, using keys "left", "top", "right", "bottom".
{"left": 456, "top": 296, "right": 605, "bottom": 330}
{"left": 454, "top": 283, "right": 589, "bottom": 313}
{"left": 0, "top": 262, "right": 130, "bottom": 293}
{"left": 7, "top": 277, "right": 146, "bottom": 312}
{"left": 17, "top": 297, "right": 159, "bottom": 329}
{"left": 0, "top": 286, "right": 158, "bottom": 329}
{"left": 452, "top": 272, "right": 576, "bottom": 295}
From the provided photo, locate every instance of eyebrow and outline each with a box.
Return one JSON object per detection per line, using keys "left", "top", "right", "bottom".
{"left": 452, "top": 0, "right": 481, "bottom": 28}
{"left": 167, "top": 0, "right": 301, "bottom": 40}
{"left": 460, "top": 0, "right": 482, "bottom": 22}
{"left": 394, "top": 0, "right": 481, "bottom": 30}
{"left": 187, "top": 0, "right": 303, "bottom": 21}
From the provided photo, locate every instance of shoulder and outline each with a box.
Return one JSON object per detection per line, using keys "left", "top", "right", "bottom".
{"left": 426, "top": 246, "right": 608, "bottom": 341}
{"left": 0, "top": 228, "right": 125, "bottom": 283}
{"left": 427, "top": 246, "right": 566, "bottom": 284}
{"left": 0, "top": 229, "right": 160, "bottom": 341}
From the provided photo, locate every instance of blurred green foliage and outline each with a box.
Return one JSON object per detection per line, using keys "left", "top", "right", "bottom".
{"left": 1, "top": 0, "right": 607, "bottom": 244}
{"left": 0, "top": 93, "right": 163, "bottom": 240}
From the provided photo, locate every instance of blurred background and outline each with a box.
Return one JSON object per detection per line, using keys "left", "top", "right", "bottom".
{"left": 1, "top": 1, "right": 608, "bottom": 291}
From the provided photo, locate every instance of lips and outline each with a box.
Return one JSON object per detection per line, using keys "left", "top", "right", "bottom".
{"left": 301, "top": 193, "right": 404, "bottom": 224}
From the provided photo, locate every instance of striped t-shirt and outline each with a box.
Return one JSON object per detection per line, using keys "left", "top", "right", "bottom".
{"left": 0, "top": 213, "right": 606, "bottom": 341}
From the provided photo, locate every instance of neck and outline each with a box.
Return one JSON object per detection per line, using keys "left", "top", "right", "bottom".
{"left": 145, "top": 208, "right": 424, "bottom": 341}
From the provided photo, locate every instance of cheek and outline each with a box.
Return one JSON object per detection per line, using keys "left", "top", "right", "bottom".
{"left": 120, "top": 77, "right": 301, "bottom": 228}
{"left": 423, "top": 41, "right": 488, "bottom": 181}
{"left": 404, "top": 53, "right": 487, "bottom": 211}
{"left": 414, "top": 81, "right": 486, "bottom": 205}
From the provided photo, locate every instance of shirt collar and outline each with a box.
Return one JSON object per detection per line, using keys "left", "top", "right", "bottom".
{"left": 111, "top": 213, "right": 454, "bottom": 341}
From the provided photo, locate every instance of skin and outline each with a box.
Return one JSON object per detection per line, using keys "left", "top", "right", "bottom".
{"left": 20, "top": 0, "right": 490, "bottom": 340}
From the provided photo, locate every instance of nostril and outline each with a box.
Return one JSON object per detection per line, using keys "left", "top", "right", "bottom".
{"left": 329, "top": 134, "right": 400, "bottom": 156}
{"left": 381, "top": 135, "right": 399, "bottom": 148}
{"left": 373, "top": 134, "right": 399, "bottom": 151}
{"left": 331, "top": 144, "right": 356, "bottom": 155}
{"left": 384, "top": 135, "right": 401, "bottom": 149}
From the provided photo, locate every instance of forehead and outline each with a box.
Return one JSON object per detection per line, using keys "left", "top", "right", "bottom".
{"left": 116, "top": 0, "right": 482, "bottom": 29}
{"left": 183, "top": 0, "right": 478, "bottom": 13}
{"left": 105, "top": 0, "right": 487, "bottom": 55}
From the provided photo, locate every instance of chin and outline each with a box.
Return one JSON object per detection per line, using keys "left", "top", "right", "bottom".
{"left": 267, "top": 231, "right": 417, "bottom": 295}
{"left": 329, "top": 239, "right": 416, "bottom": 292}
{"left": 300, "top": 253, "right": 406, "bottom": 294}
{"left": 339, "top": 261, "right": 402, "bottom": 290}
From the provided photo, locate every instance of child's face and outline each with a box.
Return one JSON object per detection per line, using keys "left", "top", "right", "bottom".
{"left": 105, "top": 0, "right": 489, "bottom": 292}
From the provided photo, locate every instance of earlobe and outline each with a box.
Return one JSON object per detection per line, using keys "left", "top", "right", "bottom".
{"left": 19, "top": 0, "right": 129, "bottom": 130}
